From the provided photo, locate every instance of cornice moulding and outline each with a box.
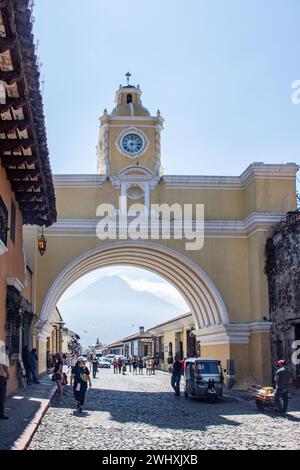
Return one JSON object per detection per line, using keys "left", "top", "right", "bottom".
{"left": 193, "top": 321, "right": 273, "bottom": 345}
{"left": 53, "top": 163, "right": 298, "bottom": 189}
{"left": 45, "top": 212, "right": 285, "bottom": 235}
{"left": 54, "top": 175, "right": 107, "bottom": 188}
{"left": 164, "top": 164, "right": 298, "bottom": 189}
{"left": 108, "top": 115, "right": 158, "bottom": 121}
{"left": 240, "top": 163, "right": 299, "bottom": 187}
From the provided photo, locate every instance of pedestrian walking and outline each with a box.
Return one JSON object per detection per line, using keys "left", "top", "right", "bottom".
{"left": 167, "top": 354, "right": 174, "bottom": 374}
{"left": 274, "top": 360, "right": 293, "bottom": 415}
{"left": 62, "top": 354, "right": 68, "bottom": 367}
{"left": 122, "top": 359, "right": 127, "bottom": 375}
{"left": 91, "top": 356, "right": 99, "bottom": 378}
{"left": 146, "top": 358, "right": 151, "bottom": 375}
{"left": 53, "top": 353, "right": 63, "bottom": 369}
{"left": 0, "top": 346, "right": 10, "bottom": 419}
{"left": 28, "top": 348, "right": 39, "bottom": 384}
{"left": 138, "top": 357, "right": 143, "bottom": 375}
{"left": 66, "top": 354, "right": 76, "bottom": 378}
{"left": 151, "top": 357, "right": 156, "bottom": 375}
{"left": 171, "top": 355, "right": 182, "bottom": 396}
{"left": 22, "top": 346, "right": 32, "bottom": 385}
{"left": 113, "top": 358, "right": 118, "bottom": 374}
{"left": 118, "top": 357, "right": 122, "bottom": 374}
{"left": 53, "top": 355, "right": 63, "bottom": 397}
{"left": 70, "top": 354, "right": 77, "bottom": 367}
{"left": 71, "top": 356, "right": 92, "bottom": 413}
{"left": 132, "top": 357, "right": 138, "bottom": 375}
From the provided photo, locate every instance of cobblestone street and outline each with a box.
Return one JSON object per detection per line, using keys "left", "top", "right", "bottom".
{"left": 28, "top": 369, "right": 300, "bottom": 450}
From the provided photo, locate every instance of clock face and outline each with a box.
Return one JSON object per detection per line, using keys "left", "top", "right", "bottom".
{"left": 121, "top": 133, "right": 144, "bottom": 155}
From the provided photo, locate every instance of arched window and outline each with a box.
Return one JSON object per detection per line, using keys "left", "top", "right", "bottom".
{"left": 127, "top": 94, "right": 132, "bottom": 104}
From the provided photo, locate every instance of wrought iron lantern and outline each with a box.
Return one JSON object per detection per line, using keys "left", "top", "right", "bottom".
{"left": 38, "top": 227, "right": 47, "bottom": 255}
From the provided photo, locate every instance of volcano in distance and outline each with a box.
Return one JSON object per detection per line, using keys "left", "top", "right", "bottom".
{"left": 58, "top": 275, "right": 185, "bottom": 348}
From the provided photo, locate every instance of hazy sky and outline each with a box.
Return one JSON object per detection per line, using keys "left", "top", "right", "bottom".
{"left": 33, "top": 0, "right": 300, "bottom": 177}
{"left": 33, "top": 1, "right": 300, "bottom": 343}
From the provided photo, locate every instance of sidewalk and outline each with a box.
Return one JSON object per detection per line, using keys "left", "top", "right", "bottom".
{"left": 0, "top": 374, "right": 56, "bottom": 450}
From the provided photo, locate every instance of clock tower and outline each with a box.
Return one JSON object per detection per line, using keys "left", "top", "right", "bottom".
{"left": 97, "top": 75, "right": 164, "bottom": 179}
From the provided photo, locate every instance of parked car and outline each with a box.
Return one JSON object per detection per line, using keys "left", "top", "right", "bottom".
{"left": 106, "top": 354, "right": 116, "bottom": 364}
{"left": 98, "top": 358, "right": 111, "bottom": 368}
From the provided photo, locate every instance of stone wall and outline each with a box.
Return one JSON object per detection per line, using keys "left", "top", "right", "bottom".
{"left": 265, "top": 211, "right": 300, "bottom": 384}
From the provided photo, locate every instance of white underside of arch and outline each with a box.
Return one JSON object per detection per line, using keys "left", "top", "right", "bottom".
{"left": 39, "top": 241, "right": 229, "bottom": 332}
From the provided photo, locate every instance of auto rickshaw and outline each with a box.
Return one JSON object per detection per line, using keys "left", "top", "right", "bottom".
{"left": 184, "top": 357, "right": 224, "bottom": 403}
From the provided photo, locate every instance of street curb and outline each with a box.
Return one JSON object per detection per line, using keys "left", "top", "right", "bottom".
{"left": 11, "top": 383, "right": 57, "bottom": 451}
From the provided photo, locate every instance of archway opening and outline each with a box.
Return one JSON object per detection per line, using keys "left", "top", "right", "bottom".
{"left": 39, "top": 241, "right": 229, "bottom": 335}
{"left": 39, "top": 242, "right": 230, "bottom": 371}
{"left": 57, "top": 265, "right": 189, "bottom": 350}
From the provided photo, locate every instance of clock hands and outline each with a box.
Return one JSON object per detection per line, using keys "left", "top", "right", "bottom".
{"left": 122, "top": 133, "right": 143, "bottom": 154}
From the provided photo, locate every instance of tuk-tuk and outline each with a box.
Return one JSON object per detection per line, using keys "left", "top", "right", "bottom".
{"left": 184, "top": 357, "right": 224, "bottom": 402}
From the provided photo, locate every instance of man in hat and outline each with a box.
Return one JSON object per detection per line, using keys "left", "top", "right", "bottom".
{"left": 274, "top": 359, "right": 293, "bottom": 415}
{"left": 0, "top": 344, "right": 10, "bottom": 419}
{"left": 70, "top": 356, "right": 92, "bottom": 412}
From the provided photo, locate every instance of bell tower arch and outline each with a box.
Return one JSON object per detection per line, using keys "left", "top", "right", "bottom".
{"left": 97, "top": 74, "right": 164, "bottom": 178}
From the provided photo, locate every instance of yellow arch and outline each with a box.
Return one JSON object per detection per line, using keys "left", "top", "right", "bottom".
{"left": 39, "top": 241, "right": 229, "bottom": 330}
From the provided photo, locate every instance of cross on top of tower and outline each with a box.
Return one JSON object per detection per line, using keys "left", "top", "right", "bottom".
{"left": 125, "top": 72, "right": 132, "bottom": 86}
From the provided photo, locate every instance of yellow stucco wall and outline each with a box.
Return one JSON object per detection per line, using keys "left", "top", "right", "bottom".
{"left": 37, "top": 340, "right": 47, "bottom": 375}
{"left": 201, "top": 333, "right": 272, "bottom": 386}
{"left": 54, "top": 177, "right": 297, "bottom": 221}
{"left": 200, "top": 344, "right": 230, "bottom": 374}
{"left": 33, "top": 233, "right": 253, "bottom": 324}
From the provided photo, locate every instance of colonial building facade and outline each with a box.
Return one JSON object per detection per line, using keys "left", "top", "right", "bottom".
{"left": 148, "top": 313, "right": 196, "bottom": 372}
{"left": 0, "top": 0, "right": 56, "bottom": 391}
{"left": 25, "top": 78, "right": 298, "bottom": 386}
